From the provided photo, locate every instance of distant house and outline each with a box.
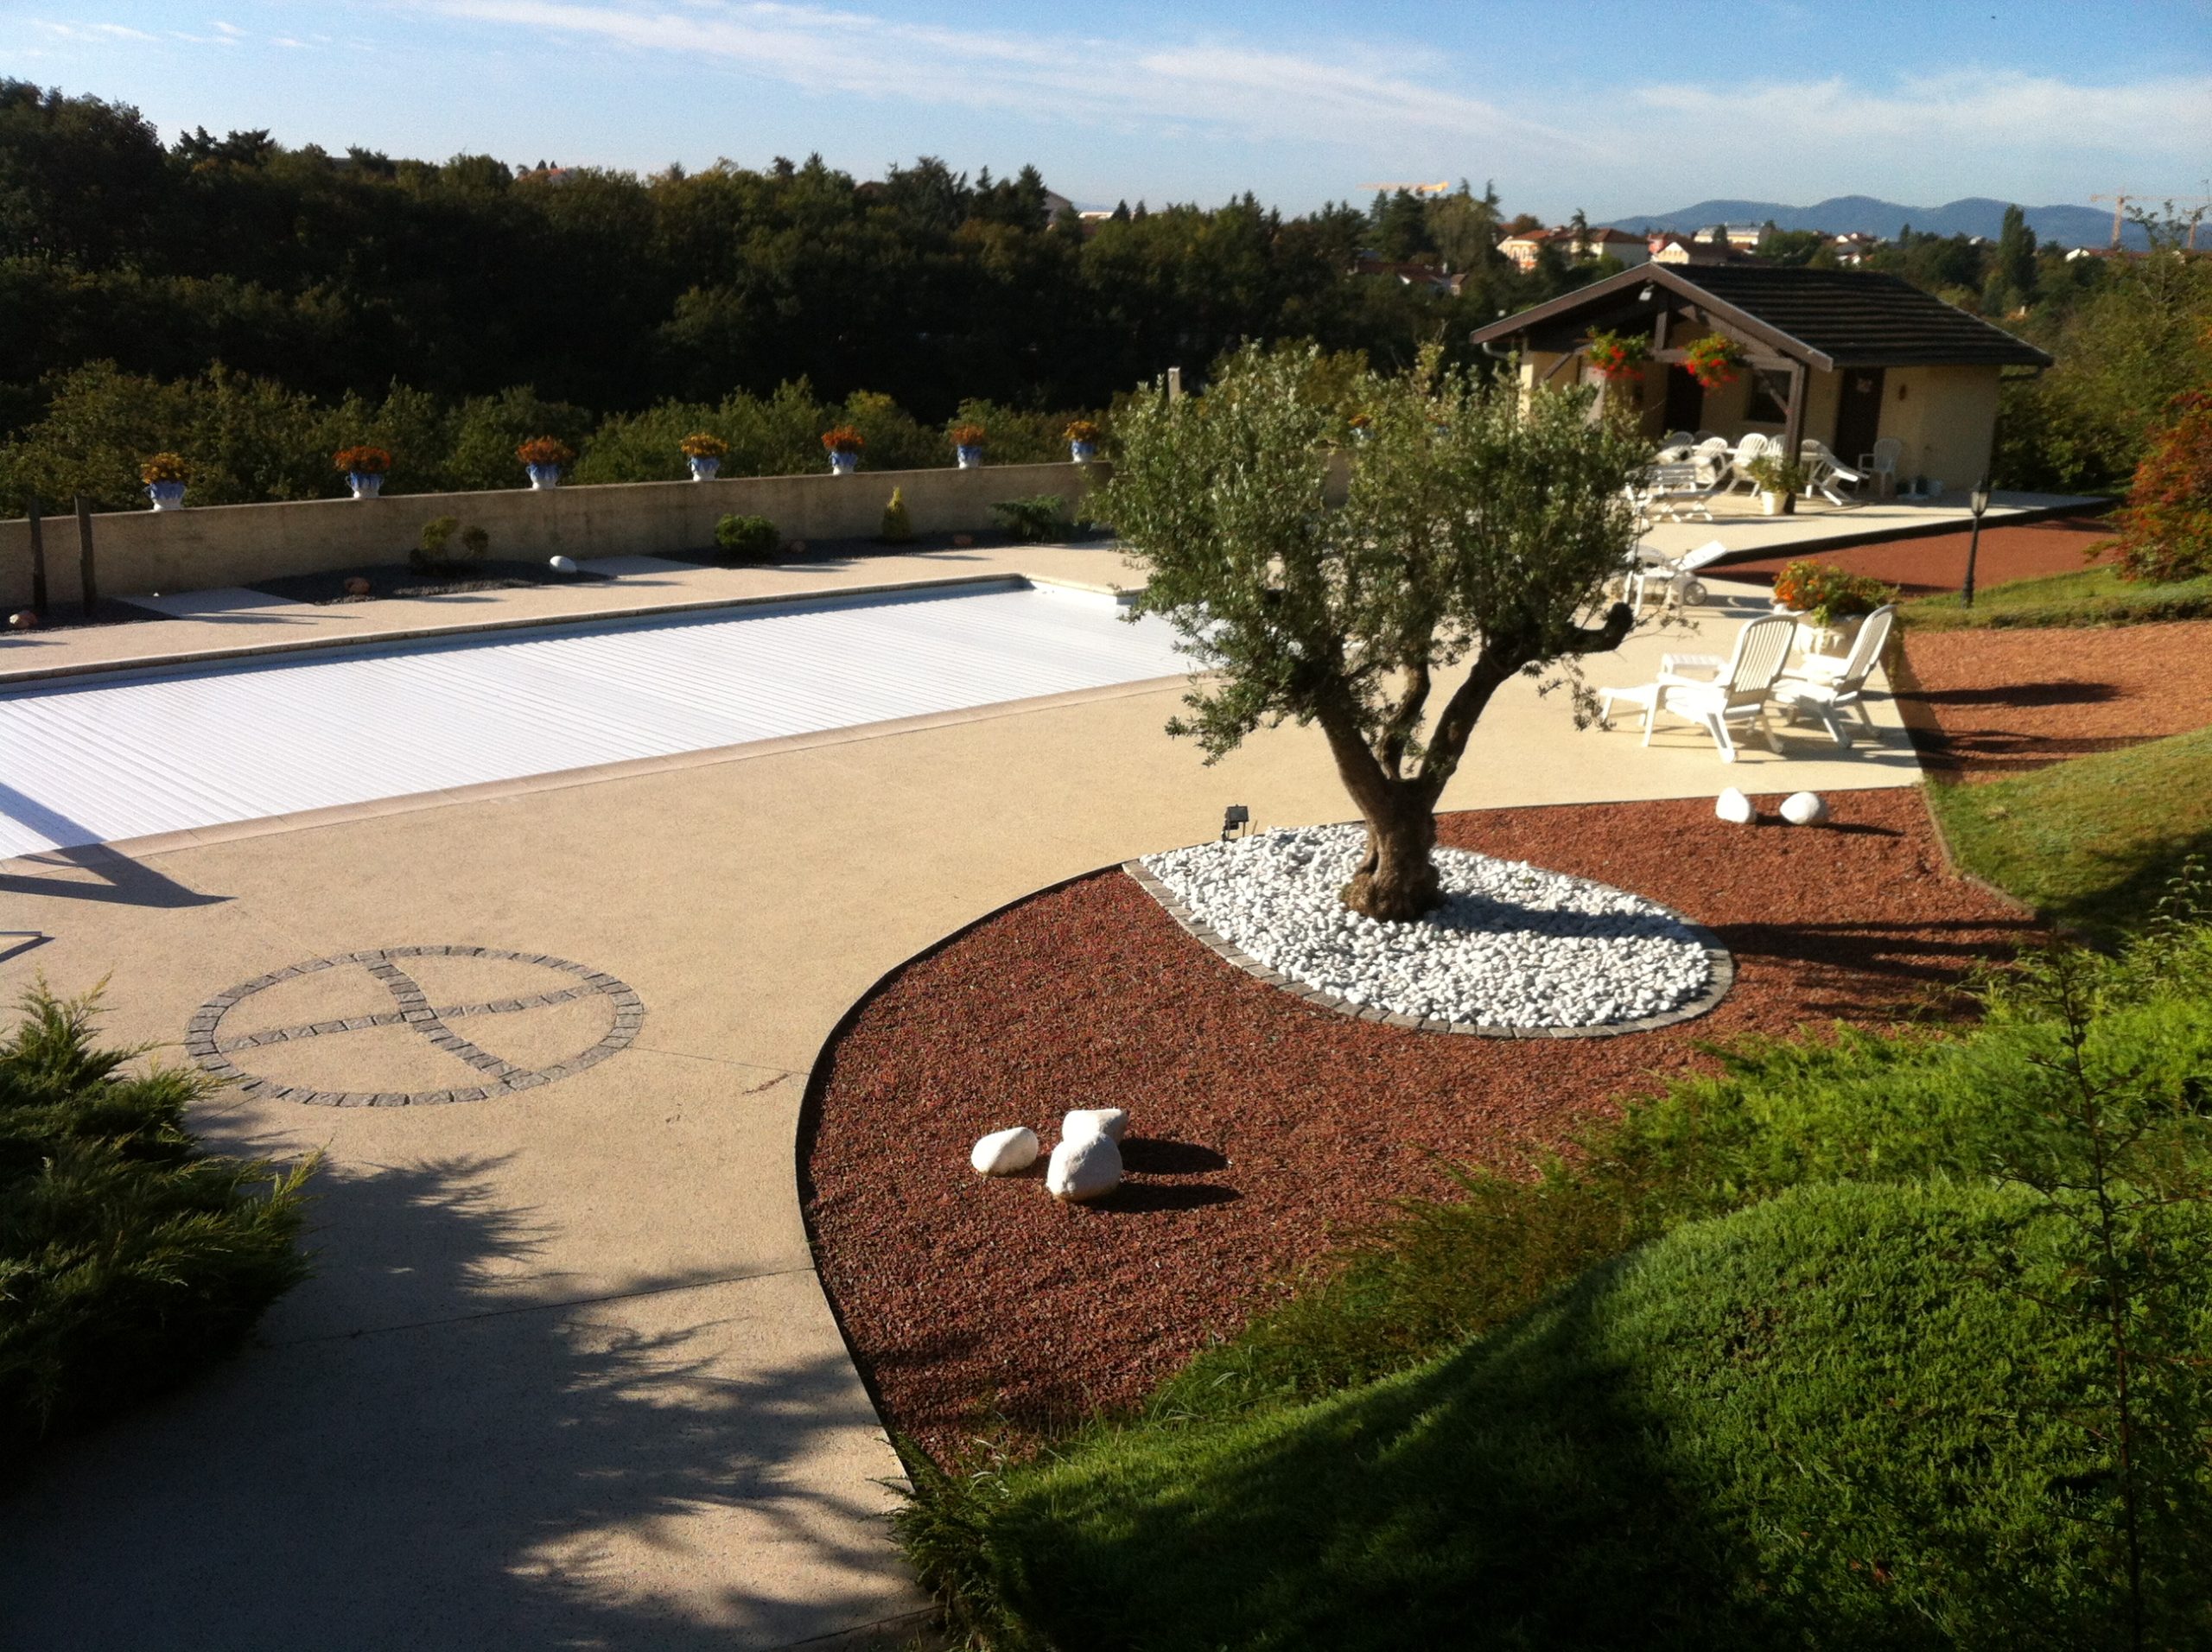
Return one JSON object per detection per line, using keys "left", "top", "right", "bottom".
{"left": 1499, "top": 225, "right": 1650, "bottom": 272}
{"left": 1826, "top": 232, "right": 1881, "bottom": 266}
{"left": 1468, "top": 263, "right": 2052, "bottom": 492}
{"left": 1648, "top": 232, "right": 1750, "bottom": 267}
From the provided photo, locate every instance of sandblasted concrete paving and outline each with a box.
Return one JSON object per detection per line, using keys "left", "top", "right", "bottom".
{"left": 0, "top": 550, "right": 1924, "bottom": 1648}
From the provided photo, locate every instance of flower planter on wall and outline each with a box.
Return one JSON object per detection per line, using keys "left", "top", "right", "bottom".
{"left": 147, "top": 481, "right": 187, "bottom": 511}
{"left": 688, "top": 456, "right": 721, "bottom": 481}
{"left": 1069, "top": 441, "right": 1097, "bottom": 463}
{"left": 828, "top": 451, "right": 859, "bottom": 476}
{"left": 956, "top": 445, "right": 984, "bottom": 469}
{"left": 347, "top": 472, "right": 385, "bottom": 500}
{"left": 526, "top": 464, "right": 562, "bottom": 491}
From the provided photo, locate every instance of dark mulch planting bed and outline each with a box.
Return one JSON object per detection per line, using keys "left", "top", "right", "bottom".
{"left": 805, "top": 790, "right": 2034, "bottom": 1463}
{"left": 1897, "top": 619, "right": 2212, "bottom": 781}
{"left": 248, "top": 558, "right": 614, "bottom": 605}
{"left": 1723, "top": 512, "right": 2113, "bottom": 594}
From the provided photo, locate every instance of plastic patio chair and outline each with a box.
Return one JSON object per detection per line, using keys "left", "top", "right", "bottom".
{"left": 1722, "top": 432, "right": 1771, "bottom": 495}
{"left": 1798, "top": 439, "right": 1870, "bottom": 506}
{"left": 1858, "top": 437, "right": 1904, "bottom": 497}
{"left": 1598, "top": 613, "right": 1797, "bottom": 762}
{"left": 1771, "top": 603, "right": 1897, "bottom": 745}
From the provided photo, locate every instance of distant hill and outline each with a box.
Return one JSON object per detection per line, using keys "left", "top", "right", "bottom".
{"left": 1602, "top": 196, "right": 2142, "bottom": 250}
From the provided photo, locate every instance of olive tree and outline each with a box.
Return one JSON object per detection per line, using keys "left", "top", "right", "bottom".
{"left": 1106, "top": 344, "right": 1647, "bottom": 921}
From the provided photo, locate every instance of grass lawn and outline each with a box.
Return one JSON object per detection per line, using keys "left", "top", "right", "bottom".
{"left": 1903, "top": 562, "right": 2212, "bottom": 630}
{"left": 1926, "top": 723, "right": 2212, "bottom": 940}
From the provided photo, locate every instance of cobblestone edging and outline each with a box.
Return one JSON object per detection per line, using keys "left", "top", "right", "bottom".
{"left": 185, "top": 945, "right": 645, "bottom": 1106}
{"left": 1122, "top": 860, "right": 1733, "bottom": 1039}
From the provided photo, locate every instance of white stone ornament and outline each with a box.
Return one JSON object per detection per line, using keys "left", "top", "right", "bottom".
{"left": 1779, "top": 791, "right": 1829, "bottom": 826}
{"left": 549, "top": 555, "right": 577, "bottom": 574}
{"left": 969, "top": 1127, "right": 1039, "bottom": 1176}
{"left": 1063, "top": 1108, "right": 1128, "bottom": 1144}
{"left": 1714, "top": 787, "right": 1755, "bottom": 825}
{"left": 1046, "top": 1133, "right": 1122, "bottom": 1203}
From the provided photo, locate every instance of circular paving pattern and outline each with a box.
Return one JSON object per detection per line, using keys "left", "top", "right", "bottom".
{"left": 184, "top": 946, "right": 645, "bottom": 1106}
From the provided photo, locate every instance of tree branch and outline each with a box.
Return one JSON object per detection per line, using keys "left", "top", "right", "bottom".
{"left": 1376, "top": 664, "right": 1432, "bottom": 780}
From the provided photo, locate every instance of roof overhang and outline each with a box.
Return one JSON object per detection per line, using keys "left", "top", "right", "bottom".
{"left": 1469, "top": 263, "right": 1837, "bottom": 370}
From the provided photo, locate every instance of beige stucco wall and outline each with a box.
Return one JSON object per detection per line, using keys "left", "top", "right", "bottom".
{"left": 0, "top": 461, "right": 1103, "bottom": 611}
{"left": 1872, "top": 365, "right": 2002, "bottom": 492}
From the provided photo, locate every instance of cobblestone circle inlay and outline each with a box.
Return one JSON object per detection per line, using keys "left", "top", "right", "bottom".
{"left": 184, "top": 946, "right": 646, "bottom": 1106}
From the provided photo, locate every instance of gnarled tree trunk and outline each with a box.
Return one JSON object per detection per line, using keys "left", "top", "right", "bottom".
{"left": 1342, "top": 789, "right": 1440, "bottom": 920}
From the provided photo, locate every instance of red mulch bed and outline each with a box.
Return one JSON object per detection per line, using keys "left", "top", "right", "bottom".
{"left": 1724, "top": 513, "right": 2113, "bottom": 595}
{"left": 1897, "top": 619, "right": 2212, "bottom": 781}
{"left": 804, "top": 791, "right": 2035, "bottom": 1462}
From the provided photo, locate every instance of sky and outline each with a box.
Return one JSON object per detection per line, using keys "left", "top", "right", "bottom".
{"left": 8, "top": 0, "right": 2211, "bottom": 219}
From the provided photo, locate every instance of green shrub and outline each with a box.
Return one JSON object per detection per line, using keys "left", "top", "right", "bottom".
{"left": 415, "top": 515, "right": 487, "bottom": 572}
{"left": 714, "top": 513, "right": 779, "bottom": 560}
{"left": 0, "top": 987, "right": 313, "bottom": 1466}
{"left": 880, "top": 486, "right": 913, "bottom": 544}
{"left": 990, "top": 493, "right": 1071, "bottom": 543}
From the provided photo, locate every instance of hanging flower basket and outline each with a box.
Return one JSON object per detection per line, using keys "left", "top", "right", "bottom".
{"left": 141, "top": 451, "right": 190, "bottom": 511}
{"left": 334, "top": 445, "right": 392, "bottom": 499}
{"left": 1682, "top": 334, "right": 1745, "bottom": 391}
{"left": 680, "top": 432, "right": 728, "bottom": 480}
{"left": 822, "top": 425, "right": 864, "bottom": 474}
{"left": 1583, "top": 329, "right": 1650, "bottom": 381}
{"left": 517, "top": 436, "right": 575, "bottom": 490}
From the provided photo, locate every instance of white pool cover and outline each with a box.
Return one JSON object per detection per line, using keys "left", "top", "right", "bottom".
{"left": 0, "top": 581, "right": 1190, "bottom": 860}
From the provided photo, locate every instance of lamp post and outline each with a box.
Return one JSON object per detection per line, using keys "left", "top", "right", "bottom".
{"left": 1962, "top": 476, "right": 1992, "bottom": 610}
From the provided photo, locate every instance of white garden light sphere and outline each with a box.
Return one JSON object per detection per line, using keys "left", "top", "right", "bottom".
{"left": 969, "top": 1126, "right": 1039, "bottom": 1176}
{"left": 1715, "top": 787, "right": 1755, "bottom": 825}
{"left": 1046, "top": 1133, "right": 1122, "bottom": 1203}
{"left": 549, "top": 554, "right": 577, "bottom": 575}
{"left": 1780, "top": 791, "right": 1830, "bottom": 826}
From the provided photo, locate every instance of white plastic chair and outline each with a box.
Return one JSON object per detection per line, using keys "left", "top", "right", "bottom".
{"left": 1858, "top": 437, "right": 1903, "bottom": 497}
{"left": 1599, "top": 613, "right": 1796, "bottom": 761}
{"left": 1772, "top": 604, "right": 1897, "bottom": 745}
{"left": 1798, "top": 440, "right": 1869, "bottom": 506}
{"left": 1722, "top": 432, "right": 1771, "bottom": 495}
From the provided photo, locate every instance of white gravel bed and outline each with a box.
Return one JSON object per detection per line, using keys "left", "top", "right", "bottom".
{"left": 1139, "top": 824, "right": 1713, "bottom": 1029}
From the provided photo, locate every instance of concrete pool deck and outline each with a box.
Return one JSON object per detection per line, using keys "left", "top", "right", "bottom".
{"left": 0, "top": 543, "right": 1925, "bottom": 1648}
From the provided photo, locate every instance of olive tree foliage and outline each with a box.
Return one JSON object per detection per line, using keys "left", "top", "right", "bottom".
{"left": 1106, "top": 344, "right": 1646, "bottom": 920}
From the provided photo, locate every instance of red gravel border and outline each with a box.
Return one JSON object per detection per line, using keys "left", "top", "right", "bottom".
{"left": 1723, "top": 513, "right": 2114, "bottom": 595}
{"left": 803, "top": 790, "right": 2034, "bottom": 1463}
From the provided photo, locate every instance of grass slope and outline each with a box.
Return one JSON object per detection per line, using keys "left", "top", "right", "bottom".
{"left": 1927, "top": 724, "right": 2212, "bottom": 938}
{"left": 1902, "top": 563, "right": 2212, "bottom": 630}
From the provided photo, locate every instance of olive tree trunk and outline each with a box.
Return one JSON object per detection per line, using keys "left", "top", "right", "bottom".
{"left": 1342, "top": 789, "right": 1441, "bottom": 921}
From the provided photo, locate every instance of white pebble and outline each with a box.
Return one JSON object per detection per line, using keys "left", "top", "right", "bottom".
{"left": 1063, "top": 1108, "right": 1128, "bottom": 1144}
{"left": 969, "top": 1127, "right": 1039, "bottom": 1176}
{"left": 1714, "top": 787, "right": 1755, "bottom": 825}
{"left": 1046, "top": 1133, "right": 1122, "bottom": 1203}
{"left": 1779, "top": 791, "right": 1828, "bottom": 826}
{"left": 1137, "top": 824, "right": 1713, "bottom": 1032}
{"left": 549, "top": 554, "right": 577, "bottom": 574}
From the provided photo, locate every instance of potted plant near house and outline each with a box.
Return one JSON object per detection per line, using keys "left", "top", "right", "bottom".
{"left": 517, "top": 436, "right": 575, "bottom": 490}
{"left": 1745, "top": 452, "right": 1809, "bottom": 515}
{"left": 681, "top": 432, "right": 728, "bottom": 481}
{"left": 1681, "top": 334, "right": 1745, "bottom": 391}
{"left": 334, "top": 445, "right": 392, "bottom": 499}
{"left": 1770, "top": 559, "right": 1897, "bottom": 654}
{"left": 141, "top": 452, "right": 190, "bottom": 511}
{"left": 1065, "top": 419, "right": 1103, "bottom": 463}
{"left": 821, "top": 425, "right": 865, "bottom": 475}
{"left": 950, "top": 423, "right": 988, "bottom": 469}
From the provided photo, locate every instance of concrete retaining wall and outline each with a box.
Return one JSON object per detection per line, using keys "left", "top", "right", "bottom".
{"left": 0, "top": 461, "right": 1106, "bottom": 611}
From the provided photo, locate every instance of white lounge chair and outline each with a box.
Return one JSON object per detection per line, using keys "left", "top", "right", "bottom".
{"left": 1599, "top": 613, "right": 1797, "bottom": 761}
{"left": 1798, "top": 440, "right": 1869, "bottom": 506}
{"left": 1772, "top": 603, "right": 1897, "bottom": 746}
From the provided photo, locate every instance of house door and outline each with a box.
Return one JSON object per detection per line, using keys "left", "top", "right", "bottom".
{"left": 1662, "top": 365, "right": 1704, "bottom": 432}
{"left": 1834, "top": 368, "right": 1885, "bottom": 465}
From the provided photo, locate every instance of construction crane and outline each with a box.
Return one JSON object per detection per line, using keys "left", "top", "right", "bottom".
{"left": 2090, "top": 192, "right": 2212, "bottom": 249}
{"left": 1359, "top": 180, "right": 1453, "bottom": 197}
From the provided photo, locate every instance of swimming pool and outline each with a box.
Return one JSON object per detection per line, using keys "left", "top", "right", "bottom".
{"left": 0, "top": 579, "right": 1189, "bottom": 859}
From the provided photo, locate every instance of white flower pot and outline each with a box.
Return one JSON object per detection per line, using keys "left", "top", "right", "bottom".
{"left": 956, "top": 445, "right": 983, "bottom": 469}
{"left": 526, "top": 463, "right": 561, "bottom": 491}
{"left": 1758, "top": 490, "right": 1785, "bottom": 516}
{"left": 687, "top": 455, "right": 721, "bottom": 481}
{"left": 347, "top": 471, "right": 385, "bottom": 500}
{"left": 146, "top": 481, "right": 186, "bottom": 511}
{"left": 1069, "top": 440, "right": 1097, "bottom": 463}
{"left": 828, "top": 450, "right": 858, "bottom": 475}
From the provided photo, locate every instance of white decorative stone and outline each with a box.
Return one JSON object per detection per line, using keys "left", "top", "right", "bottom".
{"left": 969, "top": 1127, "right": 1039, "bottom": 1176}
{"left": 548, "top": 555, "right": 578, "bottom": 575}
{"left": 1046, "top": 1133, "right": 1122, "bottom": 1203}
{"left": 1779, "top": 791, "right": 1829, "bottom": 826}
{"left": 1063, "top": 1107, "right": 1128, "bottom": 1144}
{"left": 1714, "top": 787, "right": 1755, "bottom": 825}
{"left": 1138, "top": 825, "right": 1713, "bottom": 1032}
